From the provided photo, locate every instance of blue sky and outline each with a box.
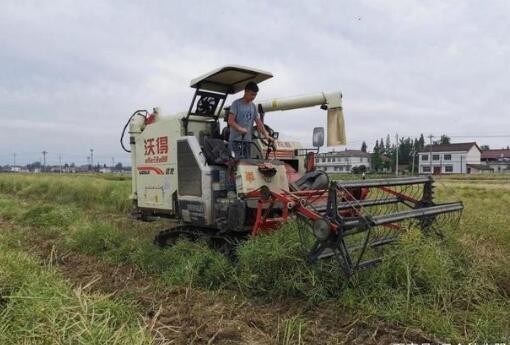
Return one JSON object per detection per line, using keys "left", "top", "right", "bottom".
{"left": 1, "top": 0, "right": 509, "bottom": 165}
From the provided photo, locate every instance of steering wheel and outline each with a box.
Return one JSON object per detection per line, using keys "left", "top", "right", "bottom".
{"left": 252, "top": 124, "right": 278, "bottom": 160}
{"left": 233, "top": 134, "right": 264, "bottom": 160}
{"left": 252, "top": 124, "right": 276, "bottom": 146}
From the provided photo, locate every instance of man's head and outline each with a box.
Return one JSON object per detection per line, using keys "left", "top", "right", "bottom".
{"left": 243, "top": 81, "right": 259, "bottom": 103}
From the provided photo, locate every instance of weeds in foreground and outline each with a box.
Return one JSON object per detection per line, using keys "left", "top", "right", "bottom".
{"left": 0, "top": 236, "right": 153, "bottom": 345}
{"left": 0, "top": 175, "right": 509, "bottom": 342}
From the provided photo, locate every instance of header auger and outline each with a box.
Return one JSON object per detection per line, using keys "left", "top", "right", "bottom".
{"left": 122, "top": 65, "right": 463, "bottom": 278}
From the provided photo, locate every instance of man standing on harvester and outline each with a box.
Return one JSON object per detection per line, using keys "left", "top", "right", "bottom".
{"left": 228, "top": 81, "right": 273, "bottom": 158}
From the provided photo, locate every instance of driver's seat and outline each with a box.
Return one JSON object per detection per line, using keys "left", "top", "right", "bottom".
{"left": 202, "top": 137, "right": 232, "bottom": 165}
{"left": 221, "top": 126, "right": 230, "bottom": 141}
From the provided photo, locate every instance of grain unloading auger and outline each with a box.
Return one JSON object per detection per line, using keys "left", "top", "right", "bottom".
{"left": 122, "top": 65, "right": 463, "bottom": 278}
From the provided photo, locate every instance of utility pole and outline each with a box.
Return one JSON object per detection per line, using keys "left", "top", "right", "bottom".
{"left": 428, "top": 135, "right": 433, "bottom": 175}
{"left": 42, "top": 150, "right": 47, "bottom": 171}
{"left": 111, "top": 157, "right": 115, "bottom": 169}
{"left": 395, "top": 133, "right": 399, "bottom": 176}
{"left": 13, "top": 152, "right": 16, "bottom": 166}
{"left": 410, "top": 140, "right": 416, "bottom": 176}
{"left": 90, "top": 149, "right": 94, "bottom": 168}
{"left": 59, "top": 154, "right": 62, "bottom": 173}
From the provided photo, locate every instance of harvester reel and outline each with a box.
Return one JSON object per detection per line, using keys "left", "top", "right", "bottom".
{"left": 295, "top": 176, "right": 463, "bottom": 278}
{"left": 296, "top": 214, "right": 368, "bottom": 277}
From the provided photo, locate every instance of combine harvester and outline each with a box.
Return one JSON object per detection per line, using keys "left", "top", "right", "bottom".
{"left": 121, "top": 65, "right": 463, "bottom": 277}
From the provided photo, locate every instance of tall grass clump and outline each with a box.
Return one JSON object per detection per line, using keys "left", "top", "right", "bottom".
{"left": 159, "top": 240, "right": 234, "bottom": 289}
{"left": 18, "top": 203, "right": 77, "bottom": 228}
{"left": 65, "top": 219, "right": 233, "bottom": 289}
{"left": 0, "top": 196, "right": 23, "bottom": 220}
{"left": 339, "top": 228, "right": 510, "bottom": 342}
{"left": 0, "top": 240, "right": 153, "bottom": 344}
{"left": 236, "top": 222, "right": 344, "bottom": 300}
{"left": 67, "top": 221, "right": 132, "bottom": 259}
{"left": 0, "top": 174, "right": 131, "bottom": 213}
{"left": 277, "top": 316, "right": 306, "bottom": 345}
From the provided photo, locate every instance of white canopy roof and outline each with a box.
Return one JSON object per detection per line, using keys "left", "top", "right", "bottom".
{"left": 190, "top": 65, "right": 273, "bottom": 94}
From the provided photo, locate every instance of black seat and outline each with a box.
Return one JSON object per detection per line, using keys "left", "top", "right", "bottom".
{"left": 202, "top": 137, "right": 232, "bottom": 165}
{"left": 221, "top": 126, "right": 230, "bottom": 141}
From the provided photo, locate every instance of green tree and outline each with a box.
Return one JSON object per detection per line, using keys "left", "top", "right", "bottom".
{"left": 27, "top": 161, "right": 42, "bottom": 171}
{"left": 361, "top": 141, "right": 367, "bottom": 153}
{"left": 417, "top": 134, "right": 425, "bottom": 151}
{"left": 397, "top": 137, "right": 413, "bottom": 166}
{"left": 371, "top": 140, "right": 382, "bottom": 172}
{"left": 434, "top": 134, "right": 451, "bottom": 145}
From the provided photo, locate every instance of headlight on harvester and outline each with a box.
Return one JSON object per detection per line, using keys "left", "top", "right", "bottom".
{"left": 312, "top": 219, "right": 331, "bottom": 241}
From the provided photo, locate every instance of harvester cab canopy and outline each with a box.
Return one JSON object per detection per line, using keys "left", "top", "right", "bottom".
{"left": 190, "top": 65, "right": 273, "bottom": 94}
{"left": 185, "top": 65, "right": 273, "bottom": 134}
{"left": 185, "top": 65, "right": 346, "bottom": 145}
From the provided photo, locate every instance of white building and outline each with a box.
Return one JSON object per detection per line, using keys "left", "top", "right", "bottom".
{"left": 418, "top": 142, "right": 482, "bottom": 174}
{"left": 316, "top": 149, "right": 371, "bottom": 173}
{"left": 481, "top": 149, "right": 510, "bottom": 173}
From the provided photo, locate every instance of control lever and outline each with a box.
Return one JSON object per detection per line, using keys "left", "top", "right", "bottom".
{"left": 265, "top": 141, "right": 277, "bottom": 160}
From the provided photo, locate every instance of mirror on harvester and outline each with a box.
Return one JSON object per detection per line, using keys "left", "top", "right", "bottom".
{"left": 312, "top": 127, "right": 324, "bottom": 148}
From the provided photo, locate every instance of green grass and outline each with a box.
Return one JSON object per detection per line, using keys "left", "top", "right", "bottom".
{"left": 236, "top": 222, "right": 344, "bottom": 301}
{"left": 0, "top": 173, "right": 131, "bottom": 212}
{"left": 0, "top": 173, "right": 509, "bottom": 343}
{"left": 158, "top": 240, "right": 234, "bottom": 289}
{"left": 277, "top": 316, "right": 305, "bottom": 345}
{"left": 0, "top": 234, "right": 153, "bottom": 345}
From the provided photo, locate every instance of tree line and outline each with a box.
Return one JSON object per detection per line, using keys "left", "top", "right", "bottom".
{"left": 363, "top": 134, "right": 452, "bottom": 172}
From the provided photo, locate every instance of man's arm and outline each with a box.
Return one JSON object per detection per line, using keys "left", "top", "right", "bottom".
{"left": 255, "top": 116, "right": 274, "bottom": 142}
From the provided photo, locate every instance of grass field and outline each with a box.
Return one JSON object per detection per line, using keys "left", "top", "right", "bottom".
{"left": 0, "top": 173, "right": 508, "bottom": 344}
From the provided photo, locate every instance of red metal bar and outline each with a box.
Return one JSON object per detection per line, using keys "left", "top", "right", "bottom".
{"left": 383, "top": 223, "right": 401, "bottom": 230}
{"left": 379, "top": 186, "right": 420, "bottom": 204}
{"left": 249, "top": 189, "right": 334, "bottom": 236}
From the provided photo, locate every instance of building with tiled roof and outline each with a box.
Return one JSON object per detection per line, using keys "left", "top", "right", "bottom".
{"left": 316, "top": 149, "right": 371, "bottom": 173}
{"left": 481, "top": 149, "right": 510, "bottom": 173}
{"left": 418, "top": 142, "right": 481, "bottom": 174}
